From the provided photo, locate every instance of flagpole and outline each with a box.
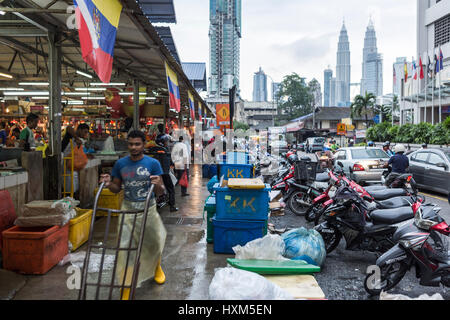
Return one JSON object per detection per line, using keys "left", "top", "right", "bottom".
{"left": 415, "top": 56, "right": 419, "bottom": 124}
{"left": 439, "top": 45, "right": 442, "bottom": 123}
{"left": 424, "top": 53, "right": 427, "bottom": 123}
{"left": 432, "top": 54, "right": 435, "bottom": 125}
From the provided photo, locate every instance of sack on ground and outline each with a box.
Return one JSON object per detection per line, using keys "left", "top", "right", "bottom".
{"left": 232, "top": 234, "right": 288, "bottom": 261}
{"left": 281, "top": 227, "right": 326, "bottom": 266}
{"left": 209, "top": 267, "right": 293, "bottom": 300}
{"left": 15, "top": 197, "right": 79, "bottom": 227}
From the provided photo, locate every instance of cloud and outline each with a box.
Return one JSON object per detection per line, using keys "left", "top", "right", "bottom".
{"left": 271, "top": 33, "right": 334, "bottom": 62}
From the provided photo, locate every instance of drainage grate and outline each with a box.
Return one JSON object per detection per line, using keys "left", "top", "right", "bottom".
{"left": 162, "top": 217, "right": 204, "bottom": 225}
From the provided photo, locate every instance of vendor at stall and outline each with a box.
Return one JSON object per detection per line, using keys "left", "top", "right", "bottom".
{"left": 18, "top": 113, "right": 39, "bottom": 150}
{"left": 6, "top": 127, "right": 20, "bottom": 147}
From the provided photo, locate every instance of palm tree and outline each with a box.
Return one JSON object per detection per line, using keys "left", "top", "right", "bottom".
{"left": 350, "top": 92, "right": 377, "bottom": 128}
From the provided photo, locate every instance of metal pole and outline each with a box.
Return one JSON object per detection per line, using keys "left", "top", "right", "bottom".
{"left": 424, "top": 53, "right": 428, "bottom": 123}
{"left": 133, "top": 79, "right": 139, "bottom": 131}
{"left": 439, "top": 45, "right": 442, "bottom": 124}
{"left": 48, "top": 32, "right": 62, "bottom": 199}
{"left": 432, "top": 58, "right": 435, "bottom": 125}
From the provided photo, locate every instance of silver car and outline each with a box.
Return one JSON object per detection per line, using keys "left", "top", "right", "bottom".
{"left": 407, "top": 148, "right": 450, "bottom": 197}
{"left": 333, "top": 147, "right": 390, "bottom": 185}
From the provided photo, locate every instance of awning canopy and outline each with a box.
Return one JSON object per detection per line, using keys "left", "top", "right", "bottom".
{"left": 0, "top": 0, "right": 212, "bottom": 117}
{"left": 285, "top": 121, "right": 304, "bottom": 133}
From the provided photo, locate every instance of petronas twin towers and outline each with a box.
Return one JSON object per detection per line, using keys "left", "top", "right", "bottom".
{"left": 326, "top": 19, "right": 383, "bottom": 107}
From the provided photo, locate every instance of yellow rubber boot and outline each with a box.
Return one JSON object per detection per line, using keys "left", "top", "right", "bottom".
{"left": 154, "top": 259, "right": 166, "bottom": 285}
{"left": 120, "top": 266, "right": 134, "bottom": 300}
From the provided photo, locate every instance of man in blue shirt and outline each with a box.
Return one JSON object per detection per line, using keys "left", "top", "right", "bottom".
{"left": 384, "top": 144, "right": 409, "bottom": 187}
{"left": 100, "top": 130, "right": 167, "bottom": 294}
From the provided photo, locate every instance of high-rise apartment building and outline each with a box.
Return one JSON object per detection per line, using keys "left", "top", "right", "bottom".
{"left": 361, "top": 20, "right": 383, "bottom": 97}
{"left": 272, "top": 82, "right": 281, "bottom": 102}
{"left": 208, "top": 0, "right": 242, "bottom": 98}
{"left": 253, "top": 67, "right": 268, "bottom": 102}
{"left": 323, "top": 68, "right": 333, "bottom": 106}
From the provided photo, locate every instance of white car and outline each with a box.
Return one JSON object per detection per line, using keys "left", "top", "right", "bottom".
{"left": 333, "top": 147, "right": 390, "bottom": 185}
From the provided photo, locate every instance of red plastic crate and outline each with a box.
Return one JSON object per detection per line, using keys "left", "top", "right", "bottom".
{"left": 2, "top": 224, "right": 69, "bottom": 274}
{"left": 0, "top": 190, "right": 17, "bottom": 252}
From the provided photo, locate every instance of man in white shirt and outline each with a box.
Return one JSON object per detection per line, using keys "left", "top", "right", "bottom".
{"left": 171, "top": 136, "right": 190, "bottom": 196}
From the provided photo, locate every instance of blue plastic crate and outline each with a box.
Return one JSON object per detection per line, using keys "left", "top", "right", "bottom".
{"left": 226, "top": 152, "right": 250, "bottom": 164}
{"left": 218, "top": 163, "right": 253, "bottom": 181}
{"left": 212, "top": 217, "right": 267, "bottom": 254}
{"left": 213, "top": 184, "right": 270, "bottom": 221}
{"left": 208, "top": 164, "right": 218, "bottom": 179}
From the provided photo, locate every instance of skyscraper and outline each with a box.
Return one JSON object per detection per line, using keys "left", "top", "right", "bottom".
{"left": 272, "top": 82, "right": 281, "bottom": 102}
{"left": 361, "top": 20, "right": 383, "bottom": 97}
{"left": 323, "top": 68, "right": 333, "bottom": 106}
{"left": 335, "top": 22, "right": 351, "bottom": 106}
{"left": 253, "top": 67, "right": 268, "bottom": 102}
{"left": 208, "top": 0, "right": 242, "bottom": 98}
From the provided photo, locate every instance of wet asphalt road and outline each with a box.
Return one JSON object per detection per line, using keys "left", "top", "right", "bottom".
{"left": 269, "top": 191, "right": 450, "bottom": 300}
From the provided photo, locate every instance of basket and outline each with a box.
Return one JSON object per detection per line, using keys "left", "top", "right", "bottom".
{"left": 294, "top": 160, "right": 317, "bottom": 182}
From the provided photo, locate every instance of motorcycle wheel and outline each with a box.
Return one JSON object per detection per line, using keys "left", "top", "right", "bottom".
{"left": 363, "top": 261, "right": 409, "bottom": 296}
{"left": 287, "top": 191, "right": 311, "bottom": 216}
{"left": 315, "top": 224, "right": 342, "bottom": 254}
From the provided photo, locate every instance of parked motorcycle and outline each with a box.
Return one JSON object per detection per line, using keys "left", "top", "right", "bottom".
{"left": 314, "top": 184, "right": 441, "bottom": 255}
{"left": 305, "top": 163, "right": 419, "bottom": 223}
{"left": 364, "top": 202, "right": 450, "bottom": 295}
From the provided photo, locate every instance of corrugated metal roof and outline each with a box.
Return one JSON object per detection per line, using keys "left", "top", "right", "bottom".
{"left": 136, "top": 0, "right": 177, "bottom": 23}
{"left": 181, "top": 63, "right": 206, "bottom": 81}
{"left": 154, "top": 26, "right": 181, "bottom": 64}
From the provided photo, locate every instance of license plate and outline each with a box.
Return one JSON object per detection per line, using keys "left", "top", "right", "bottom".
{"left": 370, "top": 165, "right": 384, "bottom": 169}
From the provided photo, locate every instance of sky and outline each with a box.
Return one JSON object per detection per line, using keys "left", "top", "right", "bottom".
{"left": 169, "top": 0, "right": 417, "bottom": 102}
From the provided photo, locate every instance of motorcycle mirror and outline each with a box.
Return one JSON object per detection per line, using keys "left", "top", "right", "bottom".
{"left": 337, "top": 161, "right": 344, "bottom": 168}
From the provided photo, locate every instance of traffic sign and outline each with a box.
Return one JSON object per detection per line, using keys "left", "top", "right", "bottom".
{"left": 337, "top": 123, "right": 347, "bottom": 135}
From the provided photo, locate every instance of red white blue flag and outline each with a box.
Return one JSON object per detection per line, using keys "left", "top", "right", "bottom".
{"left": 74, "top": 0, "right": 122, "bottom": 83}
{"left": 165, "top": 61, "right": 181, "bottom": 112}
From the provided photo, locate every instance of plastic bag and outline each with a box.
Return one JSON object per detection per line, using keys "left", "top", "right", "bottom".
{"left": 169, "top": 170, "right": 178, "bottom": 186}
{"left": 73, "top": 144, "right": 88, "bottom": 171}
{"left": 281, "top": 227, "right": 326, "bottom": 266}
{"left": 209, "top": 267, "right": 294, "bottom": 300}
{"left": 207, "top": 175, "right": 218, "bottom": 194}
{"left": 179, "top": 170, "right": 189, "bottom": 188}
{"left": 380, "top": 291, "right": 444, "bottom": 300}
{"left": 101, "top": 136, "right": 115, "bottom": 154}
{"left": 232, "top": 234, "right": 288, "bottom": 261}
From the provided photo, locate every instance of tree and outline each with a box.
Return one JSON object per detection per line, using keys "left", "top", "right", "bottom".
{"left": 275, "top": 73, "right": 314, "bottom": 124}
{"left": 233, "top": 121, "right": 250, "bottom": 131}
{"left": 350, "top": 92, "right": 377, "bottom": 128}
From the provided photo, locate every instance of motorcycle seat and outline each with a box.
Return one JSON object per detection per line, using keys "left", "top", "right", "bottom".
{"left": 376, "top": 196, "right": 412, "bottom": 209}
{"left": 364, "top": 185, "right": 388, "bottom": 193}
{"left": 315, "top": 172, "right": 330, "bottom": 182}
{"left": 368, "top": 188, "right": 407, "bottom": 201}
{"left": 370, "top": 206, "right": 414, "bottom": 225}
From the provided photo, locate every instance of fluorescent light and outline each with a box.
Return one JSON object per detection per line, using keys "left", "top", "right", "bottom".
{"left": 0, "top": 72, "right": 13, "bottom": 79}
{"left": 19, "top": 82, "right": 49, "bottom": 86}
{"left": 68, "top": 101, "right": 84, "bottom": 105}
{"left": 119, "top": 92, "right": 147, "bottom": 96}
{"left": 76, "top": 70, "right": 93, "bottom": 79}
{"left": 4, "top": 91, "right": 49, "bottom": 96}
{"left": 0, "top": 11, "right": 5, "bottom": 16}
{"left": 0, "top": 88, "right": 24, "bottom": 91}
{"left": 63, "top": 92, "right": 91, "bottom": 96}
{"left": 74, "top": 88, "right": 106, "bottom": 91}
{"left": 31, "top": 97, "right": 49, "bottom": 100}
{"left": 145, "top": 97, "right": 156, "bottom": 100}
{"left": 82, "top": 96, "right": 104, "bottom": 100}
{"left": 90, "top": 82, "right": 126, "bottom": 86}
